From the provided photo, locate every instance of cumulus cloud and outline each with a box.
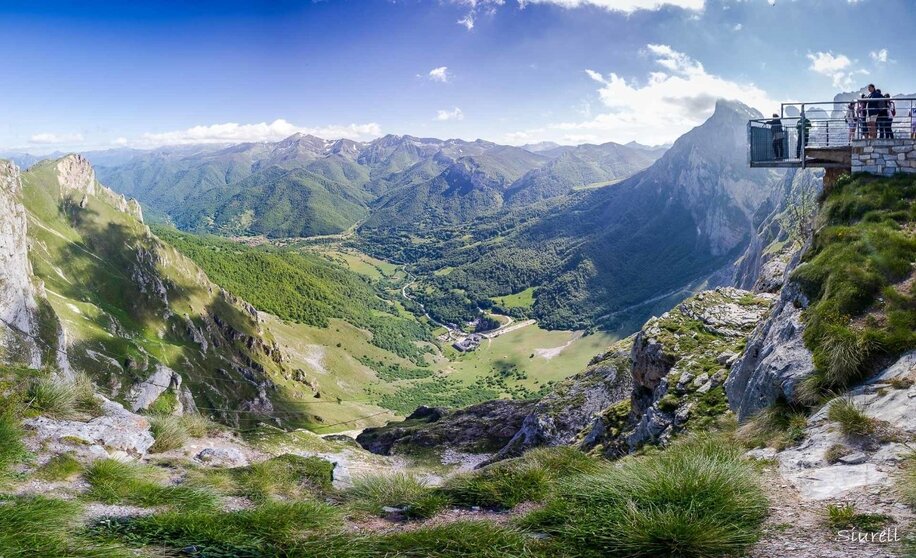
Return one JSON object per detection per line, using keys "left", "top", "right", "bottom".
{"left": 131, "top": 119, "right": 381, "bottom": 147}
{"left": 806, "top": 51, "right": 867, "bottom": 88}
{"left": 869, "top": 48, "right": 888, "bottom": 63}
{"left": 435, "top": 107, "right": 465, "bottom": 121}
{"left": 428, "top": 66, "right": 450, "bottom": 82}
{"left": 505, "top": 43, "right": 776, "bottom": 145}
{"left": 29, "top": 132, "right": 84, "bottom": 145}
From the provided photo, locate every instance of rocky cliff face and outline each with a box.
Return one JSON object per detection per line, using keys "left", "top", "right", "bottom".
{"left": 1, "top": 155, "right": 310, "bottom": 426}
{"left": 0, "top": 160, "right": 41, "bottom": 367}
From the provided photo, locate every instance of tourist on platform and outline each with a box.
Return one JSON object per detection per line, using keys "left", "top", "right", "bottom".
{"left": 882, "top": 94, "right": 895, "bottom": 139}
{"left": 796, "top": 115, "right": 811, "bottom": 159}
{"left": 845, "top": 102, "right": 857, "bottom": 142}
{"left": 866, "top": 84, "right": 882, "bottom": 138}
{"left": 769, "top": 113, "right": 785, "bottom": 159}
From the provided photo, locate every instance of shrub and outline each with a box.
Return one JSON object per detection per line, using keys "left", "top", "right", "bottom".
{"left": 36, "top": 453, "right": 83, "bottom": 481}
{"left": 85, "top": 459, "right": 215, "bottom": 510}
{"left": 346, "top": 473, "right": 448, "bottom": 519}
{"left": 148, "top": 415, "right": 188, "bottom": 453}
{"left": 827, "top": 398, "right": 876, "bottom": 437}
{"left": 27, "top": 377, "right": 75, "bottom": 418}
{"left": 523, "top": 434, "right": 768, "bottom": 557}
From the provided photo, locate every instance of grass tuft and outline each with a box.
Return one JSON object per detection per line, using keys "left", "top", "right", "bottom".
{"left": 85, "top": 459, "right": 216, "bottom": 510}
{"left": 27, "top": 376, "right": 75, "bottom": 418}
{"left": 148, "top": 415, "right": 188, "bottom": 453}
{"left": 93, "top": 500, "right": 339, "bottom": 555}
{"left": 36, "top": 453, "right": 83, "bottom": 481}
{"left": 0, "top": 495, "right": 126, "bottom": 557}
{"left": 737, "top": 400, "right": 808, "bottom": 450}
{"left": 825, "top": 502, "right": 891, "bottom": 533}
{"left": 522, "top": 434, "right": 768, "bottom": 558}
{"left": 827, "top": 398, "right": 876, "bottom": 437}
{"left": 0, "top": 411, "right": 26, "bottom": 474}
{"left": 346, "top": 473, "right": 448, "bottom": 519}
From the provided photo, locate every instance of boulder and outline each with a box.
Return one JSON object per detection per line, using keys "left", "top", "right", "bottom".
{"left": 196, "top": 447, "right": 248, "bottom": 467}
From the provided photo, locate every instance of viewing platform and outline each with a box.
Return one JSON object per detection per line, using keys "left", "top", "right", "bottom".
{"left": 748, "top": 97, "right": 916, "bottom": 177}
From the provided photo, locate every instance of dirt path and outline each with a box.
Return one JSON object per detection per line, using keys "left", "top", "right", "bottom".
{"left": 749, "top": 467, "right": 908, "bottom": 558}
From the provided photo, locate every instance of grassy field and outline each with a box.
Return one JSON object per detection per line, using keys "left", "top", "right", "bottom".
{"left": 490, "top": 287, "right": 537, "bottom": 310}
{"left": 442, "top": 326, "right": 616, "bottom": 390}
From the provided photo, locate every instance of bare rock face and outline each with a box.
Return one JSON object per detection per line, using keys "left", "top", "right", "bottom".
{"left": 0, "top": 160, "right": 41, "bottom": 367}
{"left": 57, "top": 154, "right": 97, "bottom": 197}
{"left": 725, "top": 279, "right": 815, "bottom": 421}
{"left": 24, "top": 398, "right": 155, "bottom": 458}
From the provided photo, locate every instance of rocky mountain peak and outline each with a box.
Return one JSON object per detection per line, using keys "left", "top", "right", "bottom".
{"left": 56, "top": 153, "right": 97, "bottom": 197}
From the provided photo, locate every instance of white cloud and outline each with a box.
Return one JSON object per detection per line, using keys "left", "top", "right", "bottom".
{"left": 518, "top": 0, "right": 704, "bottom": 12}
{"left": 505, "top": 43, "right": 776, "bottom": 146}
{"left": 29, "top": 132, "right": 84, "bottom": 145}
{"left": 870, "top": 48, "right": 888, "bottom": 63}
{"left": 806, "top": 51, "right": 867, "bottom": 88}
{"left": 733, "top": 23, "right": 742, "bottom": 31}
{"left": 428, "top": 66, "right": 450, "bottom": 83}
{"left": 113, "top": 137, "right": 129, "bottom": 146}
{"left": 130, "top": 119, "right": 381, "bottom": 148}
{"left": 435, "top": 107, "right": 465, "bottom": 121}
{"left": 450, "top": 0, "right": 700, "bottom": 31}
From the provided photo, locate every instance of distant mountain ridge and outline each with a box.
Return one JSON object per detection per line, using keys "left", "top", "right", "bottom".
{"left": 90, "top": 134, "right": 664, "bottom": 238}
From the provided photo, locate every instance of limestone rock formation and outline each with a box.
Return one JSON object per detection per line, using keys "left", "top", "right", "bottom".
{"left": 725, "top": 279, "right": 816, "bottom": 421}
{"left": 0, "top": 160, "right": 41, "bottom": 367}
{"left": 24, "top": 397, "right": 155, "bottom": 458}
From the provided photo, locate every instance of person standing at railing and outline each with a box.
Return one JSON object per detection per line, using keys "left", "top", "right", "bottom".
{"left": 796, "top": 115, "right": 811, "bottom": 159}
{"left": 882, "top": 94, "right": 895, "bottom": 139}
{"left": 857, "top": 95, "right": 868, "bottom": 140}
{"left": 911, "top": 104, "right": 916, "bottom": 140}
{"left": 866, "top": 84, "right": 882, "bottom": 139}
{"left": 845, "top": 102, "right": 857, "bottom": 142}
{"left": 768, "top": 114, "right": 785, "bottom": 160}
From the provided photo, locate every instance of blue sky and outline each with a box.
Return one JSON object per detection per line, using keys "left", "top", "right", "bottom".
{"left": 1, "top": 0, "right": 913, "bottom": 152}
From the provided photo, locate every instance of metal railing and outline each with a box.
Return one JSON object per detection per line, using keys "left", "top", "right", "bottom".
{"left": 749, "top": 96, "right": 916, "bottom": 167}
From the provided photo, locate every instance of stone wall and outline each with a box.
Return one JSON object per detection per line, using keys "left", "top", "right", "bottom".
{"left": 851, "top": 139, "right": 916, "bottom": 175}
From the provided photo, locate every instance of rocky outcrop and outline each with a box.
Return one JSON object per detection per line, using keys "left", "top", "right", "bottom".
{"left": 725, "top": 278, "right": 815, "bottom": 421}
{"left": 488, "top": 345, "right": 633, "bottom": 462}
{"left": 126, "top": 364, "right": 189, "bottom": 413}
{"left": 609, "top": 288, "right": 775, "bottom": 453}
{"left": 358, "top": 343, "right": 634, "bottom": 463}
{"left": 57, "top": 154, "right": 97, "bottom": 197}
{"left": 0, "top": 160, "right": 41, "bottom": 367}
{"left": 774, "top": 351, "right": 916, "bottom": 500}
{"left": 357, "top": 401, "right": 535, "bottom": 456}
{"left": 24, "top": 397, "right": 155, "bottom": 458}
